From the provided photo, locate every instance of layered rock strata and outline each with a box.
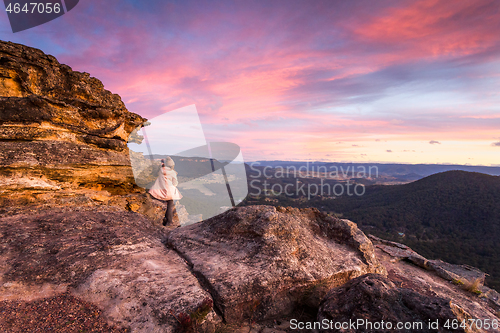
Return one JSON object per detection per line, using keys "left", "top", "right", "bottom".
{"left": 0, "top": 40, "right": 144, "bottom": 212}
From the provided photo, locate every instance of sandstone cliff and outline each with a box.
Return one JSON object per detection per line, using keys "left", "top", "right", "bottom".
{"left": 0, "top": 40, "right": 191, "bottom": 225}
{"left": 0, "top": 40, "right": 145, "bottom": 209}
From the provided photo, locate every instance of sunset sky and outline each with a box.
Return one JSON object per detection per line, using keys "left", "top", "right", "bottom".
{"left": 1, "top": 0, "right": 500, "bottom": 165}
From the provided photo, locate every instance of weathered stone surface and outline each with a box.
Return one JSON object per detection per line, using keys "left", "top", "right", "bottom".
{"left": 479, "top": 287, "right": 500, "bottom": 311}
{"left": 0, "top": 40, "right": 146, "bottom": 212}
{"left": 0, "top": 209, "right": 220, "bottom": 332}
{"left": 0, "top": 42, "right": 143, "bottom": 140}
{"left": 368, "top": 234, "right": 429, "bottom": 268}
{"left": 167, "top": 205, "right": 386, "bottom": 323}
{"left": 318, "top": 274, "right": 472, "bottom": 333}
{"left": 0, "top": 140, "right": 132, "bottom": 167}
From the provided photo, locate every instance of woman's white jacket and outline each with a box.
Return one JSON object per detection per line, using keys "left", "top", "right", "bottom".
{"left": 149, "top": 166, "right": 182, "bottom": 201}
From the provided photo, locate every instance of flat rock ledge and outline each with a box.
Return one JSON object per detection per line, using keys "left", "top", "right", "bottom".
{"left": 0, "top": 208, "right": 221, "bottom": 333}
{"left": 369, "top": 234, "right": 500, "bottom": 312}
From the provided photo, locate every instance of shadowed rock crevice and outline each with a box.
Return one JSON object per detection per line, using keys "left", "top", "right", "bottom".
{"left": 167, "top": 244, "right": 227, "bottom": 323}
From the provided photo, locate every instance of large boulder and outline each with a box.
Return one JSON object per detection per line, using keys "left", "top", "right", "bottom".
{"left": 167, "top": 205, "right": 386, "bottom": 323}
{"left": 317, "top": 274, "right": 479, "bottom": 333}
{"left": 0, "top": 209, "right": 221, "bottom": 332}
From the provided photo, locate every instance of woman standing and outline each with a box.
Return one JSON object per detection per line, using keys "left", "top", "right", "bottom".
{"left": 149, "top": 156, "right": 182, "bottom": 226}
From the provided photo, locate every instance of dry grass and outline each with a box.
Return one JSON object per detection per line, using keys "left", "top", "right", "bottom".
{"left": 460, "top": 278, "right": 482, "bottom": 295}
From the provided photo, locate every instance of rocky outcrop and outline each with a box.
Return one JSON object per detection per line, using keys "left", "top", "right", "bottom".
{"left": 370, "top": 235, "right": 500, "bottom": 314}
{"left": 369, "top": 235, "right": 487, "bottom": 284}
{"left": 0, "top": 204, "right": 387, "bottom": 332}
{"left": 370, "top": 236, "right": 500, "bottom": 332}
{"left": 0, "top": 40, "right": 146, "bottom": 213}
{"left": 0, "top": 40, "right": 198, "bottom": 226}
{"left": 2, "top": 40, "right": 499, "bottom": 333}
{"left": 167, "top": 206, "right": 386, "bottom": 323}
{"left": 1, "top": 204, "right": 499, "bottom": 332}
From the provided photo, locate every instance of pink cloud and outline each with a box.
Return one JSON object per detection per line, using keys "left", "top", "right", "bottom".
{"left": 353, "top": 0, "right": 500, "bottom": 61}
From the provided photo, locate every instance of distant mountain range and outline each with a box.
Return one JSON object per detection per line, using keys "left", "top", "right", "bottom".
{"left": 313, "top": 171, "right": 500, "bottom": 290}
{"left": 253, "top": 161, "right": 500, "bottom": 180}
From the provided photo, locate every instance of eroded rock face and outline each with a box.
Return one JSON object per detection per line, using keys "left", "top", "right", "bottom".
{"left": 167, "top": 205, "right": 386, "bottom": 323}
{"left": 0, "top": 40, "right": 145, "bottom": 212}
{"left": 0, "top": 41, "right": 142, "bottom": 139}
{"left": 368, "top": 235, "right": 488, "bottom": 285}
{"left": 318, "top": 274, "right": 471, "bottom": 333}
{"left": 0, "top": 209, "right": 220, "bottom": 332}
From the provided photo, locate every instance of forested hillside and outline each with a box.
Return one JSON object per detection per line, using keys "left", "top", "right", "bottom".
{"left": 317, "top": 171, "right": 500, "bottom": 290}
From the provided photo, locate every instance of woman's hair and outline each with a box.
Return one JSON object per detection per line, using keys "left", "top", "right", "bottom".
{"left": 160, "top": 158, "right": 175, "bottom": 171}
{"left": 165, "top": 156, "right": 175, "bottom": 169}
